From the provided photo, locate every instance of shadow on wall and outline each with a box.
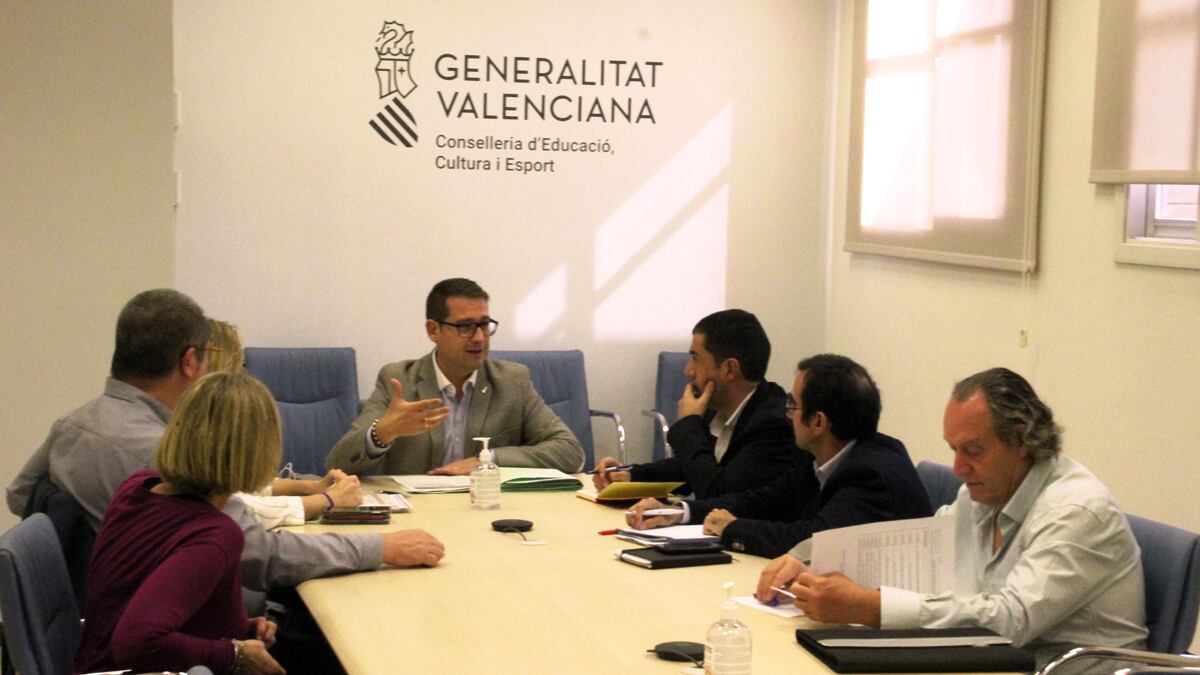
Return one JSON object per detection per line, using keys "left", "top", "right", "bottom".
{"left": 513, "top": 104, "right": 734, "bottom": 342}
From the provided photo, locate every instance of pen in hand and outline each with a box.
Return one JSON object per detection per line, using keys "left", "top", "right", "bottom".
{"left": 585, "top": 464, "right": 634, "bottom": 475}
{"left": 623, "top": 508, "right": 684, "bottom": 517}
{"left": 765, "top": 586, "right": 797, "bottom": 607}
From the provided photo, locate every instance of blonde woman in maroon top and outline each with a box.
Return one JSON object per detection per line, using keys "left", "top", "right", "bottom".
{"left": 75, "top": 372, "right": 286, "bottom": 674}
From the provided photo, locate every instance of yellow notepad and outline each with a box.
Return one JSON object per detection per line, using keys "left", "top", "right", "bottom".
{"left": 575, "top": 481, "right": 685, "bottom": 502}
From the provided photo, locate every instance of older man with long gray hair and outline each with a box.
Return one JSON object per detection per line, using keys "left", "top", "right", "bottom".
{"left": 756, "top": 367, "right": 1148, "bottom": 667}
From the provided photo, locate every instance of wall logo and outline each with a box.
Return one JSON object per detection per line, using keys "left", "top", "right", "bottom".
{"left": 370, "top": 21, "right": 418, "bottom": 147}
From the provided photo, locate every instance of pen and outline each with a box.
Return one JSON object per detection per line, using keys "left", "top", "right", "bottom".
{"left": 585, "top": 464, "right": 634, "bottom": 475}
{"left": 598, "top": 529, "right": 618, "bottom": 535}
{"left": 623, "top": 508, "right": 684, "bottom": 517}
{"left": 766, "top": 586, "right": 797, "bottom": 607}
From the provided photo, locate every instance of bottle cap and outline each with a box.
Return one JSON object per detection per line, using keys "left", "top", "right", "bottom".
{"left": 474, "top": 437, "right": 492, "bottom": 463}
{"left": 721, "top": 581, "right": 738, "bottom": 619}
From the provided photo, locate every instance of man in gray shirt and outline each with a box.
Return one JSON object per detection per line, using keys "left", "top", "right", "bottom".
{"left": 7, "top": 289, "right": 445, "bottom": 595}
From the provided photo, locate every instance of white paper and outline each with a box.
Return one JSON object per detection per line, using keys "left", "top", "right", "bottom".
{"left": 810, "top": 515, "right": 954, "bottom": 594}
{"left": 498, "top": 467, "right": 574, "bottom": 480}
{"left": 361, "top": 492, "right": 412, "bottom": 512}
{"left": 615, "top": 524, "right": 718, "bottom": 544}
{"left": 390, "top": 475, "right": 470, "bottom": 493}
{"left": 817, "top": 635, "right": 1011, "bottom": 648}
{"left": 734, "top": 595, "right": 805, "bottom": 618}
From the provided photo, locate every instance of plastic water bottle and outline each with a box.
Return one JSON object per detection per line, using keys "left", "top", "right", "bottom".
{"left": 704, "top": 581, "right": 751, "bottom": 674}
{"left": 469, "top": 436, "right": 500, "bottom": 510}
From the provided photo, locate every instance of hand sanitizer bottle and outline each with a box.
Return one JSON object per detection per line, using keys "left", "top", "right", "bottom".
{"left": 469, "top": 436, "right": 500, "bottom": 510}
{"left": 704, "top": 581, "right": 751, "bottom": 674}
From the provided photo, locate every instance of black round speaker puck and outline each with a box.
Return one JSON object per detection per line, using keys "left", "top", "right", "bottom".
{"left": 491, "top": 518, "right": 533, "bottom": 532}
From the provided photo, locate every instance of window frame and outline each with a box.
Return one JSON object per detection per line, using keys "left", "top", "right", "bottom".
{"left": 1118, "top": 184, "right": 1200, "bottom": 269}
{"left": 843, "top": 0, "right": 1049, "bottom": 273}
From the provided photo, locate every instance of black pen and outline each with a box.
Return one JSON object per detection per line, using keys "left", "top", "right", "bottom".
{"left": 584, "top": 464, "right": 634, "bottom": 475}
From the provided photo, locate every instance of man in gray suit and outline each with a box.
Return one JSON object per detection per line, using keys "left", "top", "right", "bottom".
{"left": 328, "top": 278, "right": 585, "bottom": 476}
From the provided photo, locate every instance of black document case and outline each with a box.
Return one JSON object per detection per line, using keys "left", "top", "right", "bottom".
{"left": 795, "top": 627, "right": 1035, "bottom": 673}
{"left": 617, "top": 546, "right": 732, "bottom": 569}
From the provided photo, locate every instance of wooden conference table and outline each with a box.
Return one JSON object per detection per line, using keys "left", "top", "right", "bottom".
{"left": 293, "top": 478, "right": 1016, "bottom": 674}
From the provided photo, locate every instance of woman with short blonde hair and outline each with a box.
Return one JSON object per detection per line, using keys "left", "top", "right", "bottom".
{"left": 155, "top": 369, "right": 279, "bottom": 495}
{"left": 74, "top": 372, "right": 285, "bottom": 674}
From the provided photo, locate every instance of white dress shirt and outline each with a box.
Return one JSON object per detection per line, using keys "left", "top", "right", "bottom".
{"left": 880, "top": 455, "right": 1148, "bottom": 666}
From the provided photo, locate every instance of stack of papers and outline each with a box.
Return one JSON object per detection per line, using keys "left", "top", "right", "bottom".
{"left": 391, "top": 475, "right": 469, "bottom": 493}
{"left": 615, "top": 524, "right": 718, "bottom": 546}
{"left": 361, "top": 492, "right": 412, "bottom": 512}
{"left": 389, "top": 468, "right": 583, "bottom": 494}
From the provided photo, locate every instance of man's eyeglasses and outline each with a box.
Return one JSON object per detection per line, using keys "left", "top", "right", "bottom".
{"left": 438, "top": 319, "right": 499, "bottom": 338}
{"left": 785, "top": 400, "right": 801, "bottom": 418}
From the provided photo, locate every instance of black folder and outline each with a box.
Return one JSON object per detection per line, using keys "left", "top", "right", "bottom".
{"left": 795, "top": 627, "right": 1035, "bottom": 673}
{"left": 616, "top": 546, "right": 732, "bottom": 569}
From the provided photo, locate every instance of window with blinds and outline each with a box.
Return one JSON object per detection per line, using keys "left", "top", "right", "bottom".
{"left": 1093, "top": 0, "right": 1200, "bottom": 268}
{"left": 844, "top": 0, "right": 1048, "bottom": 272}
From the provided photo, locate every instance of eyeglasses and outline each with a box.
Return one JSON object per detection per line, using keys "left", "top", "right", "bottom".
{"left": 785, "top": 400, "right": 801, "bottom": 418}
{"left": 438, "top": 319, "right": 499, "bottom": 338}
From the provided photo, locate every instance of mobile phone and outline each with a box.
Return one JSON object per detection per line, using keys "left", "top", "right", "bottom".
{"left": 318, "top": 508, "right": 391, "bottom": 524}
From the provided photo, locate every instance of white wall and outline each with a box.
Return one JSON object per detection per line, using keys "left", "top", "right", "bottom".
{"left": 7, "top": 0, "right": 1196, "bottom": 539}
{"left": 171, "top": 1, "right": 833, "bottom": 462}
{"left": 827, "top": 2, "right": 1200, "bottom": 536}
{"left": 0, "top": 0, "right": 175, "bottom": 532}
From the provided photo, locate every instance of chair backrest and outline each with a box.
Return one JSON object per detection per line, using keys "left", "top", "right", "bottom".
{"left": 490, "top": 350, "right": 594, "bottom": 467}
{"left": 22, "top": 476, "right": 94, "bottom": 610}
{"left": 915, "top": 460, "right": 963, "bottom": 509}
{"left": 1125, "top": 514, "right": 1200, "bottom": 653}
{"left": 652, "top": 351, "right": 691, "bottom": 461}
{"left": 0, "top": 514, "right": 81, "bottom": 675}
{"left": 243, "top": 347, "right": 359, "bottom": 476}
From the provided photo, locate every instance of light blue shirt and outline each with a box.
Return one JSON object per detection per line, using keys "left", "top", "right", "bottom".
{"left": 880, "top": 455, "right": 1147, "bottom": 666}
{"left": 432, "top": 352, "right": 477, "bottom": 465}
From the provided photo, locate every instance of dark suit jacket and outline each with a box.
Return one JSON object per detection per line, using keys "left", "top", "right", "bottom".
{"left": 629, "top": 381, "right": 798, "bottom": 499}
{"left": 327, "top": 353, "right": 584, "bottom": 475}
{"left": 689, "top": 433, "right": 932, "bottom": 558}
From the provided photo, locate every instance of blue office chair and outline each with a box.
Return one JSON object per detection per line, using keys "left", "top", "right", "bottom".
{"left": 642, "top": 351, "right": 691, "bottom": 462}
{"left": 21, "top": 476, "right": 94, "bottom": 610}
{"left": 0, "top": 514, "right": 81, "bottom": 675}
{"left": 243, "top": 347, "right": 359, "bottom": 476}
{"left": 915, "top": 460, "right": 963, "bottom": 509}
{"left": 490, "top": 349, "right": 624, "bottom": 469}
{"left": 1125, "top": 514, "right": 1200, "bottom": 653}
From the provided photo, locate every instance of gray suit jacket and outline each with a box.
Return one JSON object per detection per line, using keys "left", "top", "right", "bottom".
{"left": 328, "top": 353, "right": 584, "bottom": 475}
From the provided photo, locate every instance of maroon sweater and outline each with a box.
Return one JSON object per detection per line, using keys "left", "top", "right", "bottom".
{"left": 74, "top": 470, "right": 249, "bottom": 674}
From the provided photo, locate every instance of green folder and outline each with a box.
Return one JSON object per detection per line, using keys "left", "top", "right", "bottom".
{"left": 498, "top": 467, "right": 583, "bottom": 492}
